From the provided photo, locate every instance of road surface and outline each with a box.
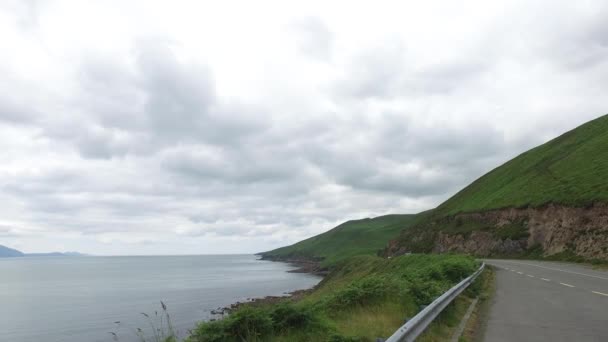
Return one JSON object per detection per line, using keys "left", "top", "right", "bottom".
{"left": 483, "top": 259, "right": 608, "bottom": 342}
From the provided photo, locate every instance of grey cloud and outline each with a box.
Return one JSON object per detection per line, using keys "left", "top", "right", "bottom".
{"left": 1, "top": 1, "right": 607, "bottom": 254}
{"left": 335, "top": 41, "right": 407, "bottom": 99}
{"left": 0, "top": 225, "right": 21, "bottom": 237}
{"left": 66, "top": 43, "right": 267, "bottom": 159}
{"left": 136, "top": 42, "right": 216, "bottom": 139}
{"left": 333, "top": 41, "right": 488, "bottom": 100}
{"left": 160, "top": 144, "right": 306, "bottom": 185}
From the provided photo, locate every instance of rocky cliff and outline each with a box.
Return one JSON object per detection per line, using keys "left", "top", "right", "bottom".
{"left": 386, "top": 203, "right": 608, "bottom": 261}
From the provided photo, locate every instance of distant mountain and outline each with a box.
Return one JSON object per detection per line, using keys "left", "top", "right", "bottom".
{"left": 24, "top": 251, "right": 88, "bottom": 257}
{"left": 0, "top": 245, "right": 87, "bottom": 258}
{"left": 0, "top": 244, "right": 25, "bottom": 257}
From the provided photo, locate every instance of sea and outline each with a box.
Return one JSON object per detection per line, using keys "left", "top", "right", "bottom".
{"left": 0, "top": 254, "right": 321, "bottom": 342}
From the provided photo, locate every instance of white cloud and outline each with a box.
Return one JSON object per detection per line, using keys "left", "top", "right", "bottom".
{"left": 0, "top": 0, "right": 606, "bottom": 254}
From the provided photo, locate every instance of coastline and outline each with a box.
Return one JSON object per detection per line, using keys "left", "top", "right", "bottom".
{"left": 257, "top": 253, "right": 330, "bottom": 276}
{"left": 212, "top": 256, "right": 327, "bottom": 317}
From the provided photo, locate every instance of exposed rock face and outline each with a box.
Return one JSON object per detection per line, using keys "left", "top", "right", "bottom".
{"left": 433, "top": 231, "right": 527, "bottom": 256}
{"left": 388, "top": 203, "right": 608, "bottom": 261}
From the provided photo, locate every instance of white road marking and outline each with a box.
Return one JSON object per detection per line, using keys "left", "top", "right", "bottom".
{"left": 492, "top": 260, "right": 608, "bottom": 281}
{"left": 517, "top": 272, "right": 523, "bottom": 275}
{"left": 541, "top": 278, "right": 551, "bottom": 281}
{"left": 592, "top": 291, "right": 608, "bottom": 297}
{"left": 527, "top": 275, "right": 535, "bottom": 278}
{"left": 560, "top": 283, "right": 575, "bottom": 288}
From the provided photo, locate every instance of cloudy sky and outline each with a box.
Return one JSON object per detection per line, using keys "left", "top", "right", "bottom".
{"left": 0, "top": 0, "right": 606, "bottom": 255}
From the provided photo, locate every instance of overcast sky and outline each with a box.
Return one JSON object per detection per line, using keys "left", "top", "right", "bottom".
{"left": 0, "top": 0, "right": 606, "bottom": 255}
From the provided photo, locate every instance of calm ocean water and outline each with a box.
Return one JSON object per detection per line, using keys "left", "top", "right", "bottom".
{"left": 0, "top": 255, "right": 321, "bottom": 342}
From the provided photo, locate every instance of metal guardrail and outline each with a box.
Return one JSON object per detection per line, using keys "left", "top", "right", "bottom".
{"left": 385, "top": 262, "right": 486, "bottom": 342}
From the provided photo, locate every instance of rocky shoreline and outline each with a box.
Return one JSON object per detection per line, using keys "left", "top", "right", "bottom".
{"left": 208, "top": 256, "right": 327, "bottom": 320}
{"left": 257, "top": 254, "right": 330, "bottom": 276}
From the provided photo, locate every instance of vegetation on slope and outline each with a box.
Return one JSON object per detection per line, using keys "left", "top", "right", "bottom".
{"left": 387, "top": 114, "right": 608, "bottom": 261}
{"left": 436, "top": 114, "right": 608, "bottom": 215}
{"left": 260, "top": 214, "right": 417, "bottom": 266}
{"left": 187, "top": 254, "right": 479, "bottom": 342}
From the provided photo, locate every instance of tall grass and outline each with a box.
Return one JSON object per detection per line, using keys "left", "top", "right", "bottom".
{"left": 186, "top": 254, "right": 478, "bottom": 342}
{"left": 111, "top": 301, "right": 178, "bottom": 342}
{"left": 115, "top": 255, "right": 478, "bottom": 341}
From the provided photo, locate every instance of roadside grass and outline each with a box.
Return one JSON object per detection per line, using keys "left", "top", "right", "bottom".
{"left": 186, "top": 254, "right": 479, "bottom": 342}
{"left": 417, "top": 297, "right": 471, "bottom": 342}
{"left": 459, "top": 266, "right": 496, "bottom": 342}
{"left": 418, "top": 263, "right": 494, "bottom": 342}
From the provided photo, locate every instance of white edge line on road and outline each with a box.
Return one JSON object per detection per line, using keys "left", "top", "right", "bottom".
{"left": 493, "top": 260, "right": 608, "bottom": 281}
{"left": 527, "top": 274, "right": 534, "bottom": 278}
{"left": 517, "top": 272, "right": 523, "bottom": 274}
{"left": 541, "top": 278, "right": 550, "bottom": 281}
{"left": 592, "top": 291, "right": 608, "bottom": 297}
{"left": 560, "top": 282, "right": 575, "bottom": 288}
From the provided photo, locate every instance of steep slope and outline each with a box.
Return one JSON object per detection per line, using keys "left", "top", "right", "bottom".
{"left": 387, "top": 114, "right": 608, "bottom": 261}
{"left": 0, "top": 244, "right": 24, "bottom": 257}
{"left": 261, "top": 214, "right": 416, "bottom": 266}
{"left": 437, "top": 114, "right": 608, "bottom": 215}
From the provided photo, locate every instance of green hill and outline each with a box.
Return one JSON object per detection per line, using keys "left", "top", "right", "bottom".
{"left": 260, "top": 214, "right": 417, "bottom": 266}
{"left": 437, "top": 114, "right": 608, "bottom": 215}
{"left": 264, "top": 114, "right": 608, "bottom": 264}
{"left": 389, "top": 114, "right": 608, "bottom": 261}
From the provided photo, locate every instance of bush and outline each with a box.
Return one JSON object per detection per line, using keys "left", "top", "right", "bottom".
{"left": 409, "top": 279, "right": 443, "bottom": 306}
{"left": 326, "top": 277, "right": 395, "bottom": 310}
{"left": 187, "top": 255, "right": 479, "bottom": 341}
{"left": 188, "top": 319, "right": 230, "bottom": 342}
{"left": 327, "top": 334, "right": 370, "bottom": 342}
{"left": 270, "top": 303, "right": 319, "bottom": 332}
{"left": 188, "top": 307, "right": 273, "bottom": 342}
{"left": 440, "top": 259, "right": 477, "bottom": 283}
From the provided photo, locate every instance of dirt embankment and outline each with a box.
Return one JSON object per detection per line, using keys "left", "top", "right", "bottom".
{"left": 387, "top": 203, "right": 608, "bottom": 261}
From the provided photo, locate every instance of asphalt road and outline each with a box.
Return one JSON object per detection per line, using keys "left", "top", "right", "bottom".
{"left": 483, "top": 259, "right": 608, "bottom": 342}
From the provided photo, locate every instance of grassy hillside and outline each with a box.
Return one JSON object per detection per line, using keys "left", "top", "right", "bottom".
{"left": 388, "top": 114, "right": 608, "bottom": 260}
{"left": 188, "top": 254, "right": 480, "bottom": 342}
{"left": 437, "top": 114, "right": 608, "bottom": 215}
{"left": 261, "top": 214, "right": 417, "bottom": 266}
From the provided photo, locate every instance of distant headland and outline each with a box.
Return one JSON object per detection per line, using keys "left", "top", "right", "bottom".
{"left": 0, "top": 244, "right": 86, "bottom": 258}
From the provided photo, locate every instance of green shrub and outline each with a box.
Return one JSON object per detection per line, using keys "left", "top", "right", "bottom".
{"left": 228, "top": 307, "right": 273, "bottom": 341}
{"left": 270, "top": 303, "right": 320, "bottom": 332}
{"left": 327, "top": 334, "right": 370, "bottom": 342}
{"left": 326, "top": 277, "right": 395, "bottom": 310}
{"left": 187, "top": 255, "right": 479, "bottom": 341}
{"left": 493, "top": 221, "right": 530, "bottom": 240}
{"left": 188, "top": 307, "right": 273, "bottom": 342}
{"left": 187, "top": 319, "right": 230, "bottom": 342}
{"left": 440, "top": 259, "right": 477, "bottom": 283}
{"left": 409, "top": 279, "right": 443, "bottom": 306}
